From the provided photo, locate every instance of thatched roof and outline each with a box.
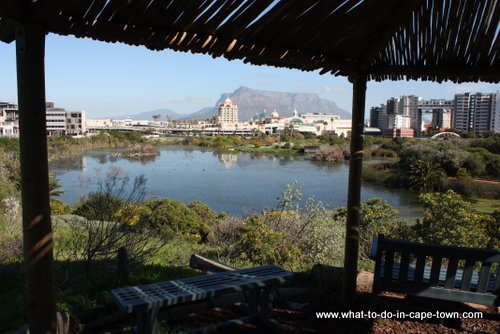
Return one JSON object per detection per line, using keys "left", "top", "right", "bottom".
{"left": 1, "top": 0, "right": 499, "bottom": 82}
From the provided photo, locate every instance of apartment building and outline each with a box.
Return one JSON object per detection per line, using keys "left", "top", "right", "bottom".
{"left": 454, "top": 93, "right": 497, "bottom": 133}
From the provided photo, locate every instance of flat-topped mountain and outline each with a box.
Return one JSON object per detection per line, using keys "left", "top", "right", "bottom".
{"left": 183, "top": 86, "right": 350, "bottom": 121}
{"left": 107, "top": 87, "right": 349, "bottom": 121}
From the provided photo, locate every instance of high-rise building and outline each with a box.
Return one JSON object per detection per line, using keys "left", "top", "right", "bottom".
{"left": 400, "top": 95, "right": 420, "bottom": 135}
{"left": 218, "top": 98, "right": 238, "bottom": 124}
{"left": 369, "top": 104, "right": 388, "bottom": 130}
{"left": 454, "top": 93, "right": 497, "bottom": 132}
{"left": 384, "top": 96, "right": 419, "bottom": 136}
{"left": 492, "top": 93, "right": 500, "bottom": 133}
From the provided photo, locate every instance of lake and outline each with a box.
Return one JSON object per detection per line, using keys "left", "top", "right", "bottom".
{"left": 49, "top": 146, "right": 422, "bottom": 218}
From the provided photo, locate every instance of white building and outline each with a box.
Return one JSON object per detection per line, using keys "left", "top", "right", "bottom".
{"left": 388, "top": 114, "right": 411, "bottom": 129}
{"left": 0, "top": 102, "right": 20, "bottom": 137}
{"left": 218, "top": 98, "right": 238, "bottom": 124}
{"left": 46, "top": 107, "right": 86, "bottom": 135}
{"left": 0, "top": 102, "right": 86, "bottom": 136}
{"left": 454, "top": 92, "right": 497, "bottom": 133}
{"left": 86, "top": 118, "right": 113, "bottom": 128}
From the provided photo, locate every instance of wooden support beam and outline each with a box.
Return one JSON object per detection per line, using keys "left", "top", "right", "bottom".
{"left": 341, "top": 74, "right": 367, "bottom": 306}
{"left": 15, "top": 20, "right": 57, "bottom": 334}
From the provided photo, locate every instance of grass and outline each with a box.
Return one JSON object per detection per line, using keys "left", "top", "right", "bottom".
{"left": 469, "top": 198, "right": 500, "bottom": 214}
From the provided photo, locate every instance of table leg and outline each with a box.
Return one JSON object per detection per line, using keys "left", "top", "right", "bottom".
{"left": 136, "top": 306, "right": 159, "bottom": 334}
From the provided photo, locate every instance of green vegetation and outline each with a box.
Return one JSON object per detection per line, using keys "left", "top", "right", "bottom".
{"left": 179, "top": 133, "right": 337, "bottom": 156}
{"left": 362, "top": 135, "right": 500, "bottom": 200}
{"left": 47, "top": 130, "right": 147, "bottom": 160}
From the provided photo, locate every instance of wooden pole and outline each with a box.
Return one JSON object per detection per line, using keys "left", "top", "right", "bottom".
{"left": 15, "top": 21, "right": 57, "bottom": 333}
{"left": 341, "top": 74, "right": 367, "bottom": 306}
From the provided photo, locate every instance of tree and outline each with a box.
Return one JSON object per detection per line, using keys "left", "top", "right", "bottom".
{"left": 152, "top": 114, "right": 161, "bottom": 121}
{"left": 408, "top": 159, "right": 445, "bottom": 192}
{"left": 414, "top": 190, "right": 489, "bottom": 247}
{"left": 334, "top": 198, "right": 411, "bottom": 259}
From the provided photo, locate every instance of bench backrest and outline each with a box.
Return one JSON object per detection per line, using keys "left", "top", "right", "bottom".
{"left": 111, "top": 265, "right": 294, "bottom": 313}
{"left": 370, "top": 235, "right": 500, "bottom": 295}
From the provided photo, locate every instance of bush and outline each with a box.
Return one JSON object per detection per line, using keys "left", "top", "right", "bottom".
{"left": 0, "top": 197, "right": 22, "bottom": 263}
{"left": 334, "top": 198, "right": 412, "bottom": 259}
{"left": 311, "top": 145, "right": 344, "bottom": 162}
{"left": 238, "top": 215, "right": 302, "bottom": 268}
{"left": 50, "top": 199, "right": 72, "bottom": 215}
{"left": 139, "top": 199, "right": 212, "bottom": 243}
{"left": 209, "top": 183, "right": 347, "bottom": 269}
{"left": 371, "top": 148, "right": 398, "bottom": 158}
{"left": 413, "top": 190, "right": 490, "bottom": 247}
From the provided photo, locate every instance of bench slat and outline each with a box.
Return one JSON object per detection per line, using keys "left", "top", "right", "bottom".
{"left": 429, "top": 256, "right": 442, "bottom": 285}
{"left": 461, "top": 260, "right": 475, "bottom": 291}
{"left": 399, "top": 252, "right": 410, "bottom": 282}
{"left": 380, "top": 283, "right": 499, "bottom": 306}
{"left": 444, "top": 258, "right": 459, "bottom": 289}
{"left": 414, "top": 254, "right": 426, "bottom": 284}
{"left": 477, "top": 262, "right": 491, "bottom": 293}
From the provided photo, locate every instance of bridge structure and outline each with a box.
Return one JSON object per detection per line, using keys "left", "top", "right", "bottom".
{"left": 431, "top": 132, "right": 461, "bottom": 139}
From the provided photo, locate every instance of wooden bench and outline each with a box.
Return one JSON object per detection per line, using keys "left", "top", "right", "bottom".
{"left": 111, "top": 264, "right": 294, "bottom": 334}
{"left": 370, "top": 234, "right": 500, "bottom": 307}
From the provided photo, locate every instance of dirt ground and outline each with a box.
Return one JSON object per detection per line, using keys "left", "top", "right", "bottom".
{"left": 178, "top": 271, "right": 500, "bottom": 334}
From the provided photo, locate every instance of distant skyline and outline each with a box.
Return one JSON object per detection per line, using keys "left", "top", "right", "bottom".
{"left": 0, "top": 34, "right": 498, "bottom": 118}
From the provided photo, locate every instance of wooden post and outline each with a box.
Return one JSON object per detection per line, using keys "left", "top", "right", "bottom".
{"left": 341, "top": 74, "right": 367, "bottom": 306}
{"left": 15, "top": 21, "right": 57, "bottom": 333}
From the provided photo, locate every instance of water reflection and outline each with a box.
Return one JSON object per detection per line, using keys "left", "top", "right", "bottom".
{"left": 215, "top": 152, "right": 238, "bottom": 168}
{"left": 50, "top": 156, "right": 87, "bottom": 172}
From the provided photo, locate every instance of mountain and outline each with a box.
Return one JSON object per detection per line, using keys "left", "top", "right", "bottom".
{"left": 182, "top": 86, "right": 350, "bottom": 121}
{"left": 106, "top": 108, "right": 182, "bottom": 120}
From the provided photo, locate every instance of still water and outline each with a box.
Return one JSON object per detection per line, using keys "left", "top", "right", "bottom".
{"left": 50, "top": 146, "right": 422, "bottom": 218}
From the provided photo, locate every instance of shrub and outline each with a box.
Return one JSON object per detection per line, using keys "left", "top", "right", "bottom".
{"left": 334, "top": 198, "right": 412, "bottom": 260}
{"left": 139, "top": 199, "right": 212, "bottom": 243}
{"left": 238, "top": 215, "right": 302, "bottom": 268}
{"left": 371, "top": 148, "right": 398, "bottom": 158}
{"left": 0, "top": 197, "right": 22, "bottom": 263}
{"left": 311, "top": 145, "right": 344, "bottom": 162}
{"left": 413, "top": 190, "right": 490, "bottom": 247}
{"left": 50, "top": 199, "right": 72, "bottom": 215}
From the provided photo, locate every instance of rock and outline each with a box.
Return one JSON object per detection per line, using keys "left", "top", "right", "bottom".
{"left": 310, "top": 264, "right": 343, "bottom": 290}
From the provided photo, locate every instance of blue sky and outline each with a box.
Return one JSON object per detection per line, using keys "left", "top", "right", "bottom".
{"left": 0, "top": 34, "right": 498, "bottom": 118}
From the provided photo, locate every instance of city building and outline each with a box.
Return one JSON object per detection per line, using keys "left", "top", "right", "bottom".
{"left": 369, "top": 104, "right": 388, "bottom": 130}
{"left": 492, "top": 93, "right": 500, "bottom": 133}
{"left": 383, "top": 128, "right": 415, "bottom": 138}
{"left": 419, "top": 99, "right": 453, "bottom": 132}
{"left": 0, "top": 102, "right": 19, "bottom": 137}
{"left": 218, "top": 98, "right": 238, "bottom": 124}
{"left": 454, "top": 92, "right": 497, "bottom": 133}
{"left": 0, "top": 102, "right": 86, "bottom": 136}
